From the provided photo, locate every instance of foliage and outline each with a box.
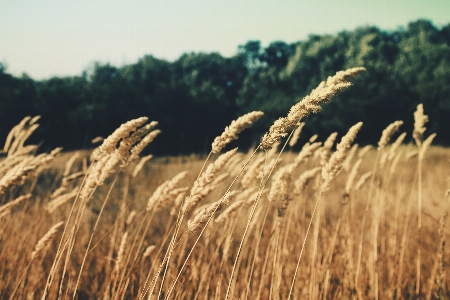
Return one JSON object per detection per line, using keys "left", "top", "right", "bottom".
{"left": 0, "top": 19, "right": 449, "bottom": 154}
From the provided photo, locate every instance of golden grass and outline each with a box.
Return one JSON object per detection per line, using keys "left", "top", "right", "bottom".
{"left": 0, "top": 68, "right": 449, "bottom": 299}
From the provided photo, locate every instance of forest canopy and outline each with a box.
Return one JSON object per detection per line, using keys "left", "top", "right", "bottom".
{"left": 1, "top": 19, "right": 449, "bottom": 155}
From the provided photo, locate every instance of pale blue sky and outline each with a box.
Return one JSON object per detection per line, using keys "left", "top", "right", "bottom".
{"left": 1, "top": 0, "right": 449, "bottom": 79}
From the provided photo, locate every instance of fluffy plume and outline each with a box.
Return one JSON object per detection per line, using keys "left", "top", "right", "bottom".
{"left": 309, "top": 134, "right": 318, "bottom": 143}
{"left": 91, "top": 117, "right": 148, "bottom": 161}
{"left": 241, "top": 156, "right": 265, "bottom": 187}
{"left": 389, "top": 153, "right": 402, "bottom": 175}
{"left": 211, "top": 111, "right": 263, "bottom": 154}
{"left": 358, "top": 145, "right": 372, "bottom": 158}
{"left": 322, "top": 122, "right": 363, "bottom": 191}
{"left": 215, "top": 200, "right": 245, "bottom": 223}
{"left": 129, "top": 128, "right": 160, "bottom": 161}
{"left": 419, "top": 133, "right": 436, "bottom": 160}
{"left": 289, "top": 122, "right": 305, "bottom": 147}
{"left": 63, "top": 152, "right": 80, "bottom": 177}
{"left": 294, "top": 142, "right": 322, "bottom": 168}
{"left": 126, "top": 210, "right": 136, "bottom": 226}
{"left": 355, "top": 172, "right": 372, "bottom": 190}
{"left": 3, "top": 116, "right": 31, "bottom": 153}
{"left": 187, "top": 190, "right": 240, "bottom": 232}
{"left": 46, "top": 188, "right": 78, "bottom": 213}
{"left": 342, "top": 144, "right": 359, "bottom": 172}
{"left": 0, "top": 148, "right": 61, "bottom": 194}
{"left": 143, "top": 245, "right": 156, "bottom": 258}
{"left": 183, "top": 148, "right": 237, "bottom": 213}
{"left": 31, "top": 221, "right": 64, "bottom": 260}
{"left": 320, "top": 132, "right": 338, "bottom": 166}
{"left": 260, "top": 67, "right": 365, "bottom": 150}
{"left": 146, "top": 171, "right": 188, "bottom": 211}
{"left": 294, "top": 167, "right": 321, "bottom": 194}
{"left": 269, "top": 166, "right": 293, "bottom": 218}
{"left": 0, "top": 193, "right": 31, "bottom": 216}
{"left": 170, "top": 187, "right": 190, "bottom": 216}
{"left": 413, "top": 104, "right": 428, "bottom": 147}
{"left": 113, "top": 232, "right": 128, "bottom": 274}
{"left": 132, "top": 154, "right": 153, "bottom": 178}
{"left": 378, "top": 121, "right": 403, "bottom": 150}
{"left": 388, "top": 132, "right": 407, "bottom": 161}
{"left": 345, "top": 159, "right": 362, "bottom": 194}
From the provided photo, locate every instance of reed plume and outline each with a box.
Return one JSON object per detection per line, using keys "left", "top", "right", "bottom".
{"left": 322, "top": 122, "right": 363, "bottom": 191}
{"left": 294, "top": 167, "right": 321, "bottom": 194}
{"left": 91, "top": 117, "right": 149, "bottom": 161}
{"left": 187, "top": 190, "right": 239, "bottom": 232}
{"left": 183, "top": 148, "right": 237, "bottom": 213}
{"left": 0, "top": 193, "right": 31, "bottom": 217}
{"left": 146, "top": 171, "right": 188, "bottom": 211}
{"left": 320, "top": 132, "right": 338, "bottom": 166}
{"left": 378, "top": 121, "right": 403, "bottom": 150}
{"left": 413, "top": 104, "right": 428, "bottom": 147}
{"left": 211, "top": 111, "right": 263, "bottom": 154}
{"left": 355, "top": 171, "right": 372, "bottom": 190}
{"left": 260, "top": 67, "right": 365, "bottom": 150}
{"left": 132, "top": 154, "right": 153, "bottom": 177}
{"left": 31, "top": 221, "right": 64, "bottom": 260}
{"left": 294, "top": 142, "right": 322, "bottom": 168}
{"left": 289, "top": 122, "right": 305, "bottom": 147}
{"left": 345, "top": 159, "right": 362, "bottom": 195}
{"left": 269, "top": 166, "right": 293, "bottom": 218}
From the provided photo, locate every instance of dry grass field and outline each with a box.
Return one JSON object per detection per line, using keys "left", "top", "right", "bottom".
{"left": 0, "top": 68, "right": 449, "bottom": 299}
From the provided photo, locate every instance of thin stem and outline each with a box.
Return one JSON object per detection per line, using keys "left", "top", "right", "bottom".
{"left": 355, "top": 150, "right": 380, "bottom": 286}
{"left": 164, "top": 148, "right": 259, "bottom": 299}
{"left": 72, "top": 174, "right": 120, "bottom": 299}
{"left": 287, "top": 191, "right": 324, "bottom": 299}
{"left": 225, "top": 134, "right": 294, "bottom": 300}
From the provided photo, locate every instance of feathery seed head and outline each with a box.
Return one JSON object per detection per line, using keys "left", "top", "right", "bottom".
{"left": 114, "top": 232, "right": 128, "bottom": 274}
{"left": 320, "top": 132, "right": 338, "bottom": 166}
{"left": 419, "top": 133, "right": 436, "bottom": 160}
{"left": 184, "top": 148, "right": 237, "bottom": 213}
{"left": 342, "top": 143, "right": 359, "bottom": 172}
{"left": 309, "top": 134, "right": 318, "bottom": 143}
{"left": 413, "top": 104, "right": 428, "bottom": 147}
{"left": 358, "top": 145, "right": 372, "bottom": 158}
{"left": 345, "top": 159, "right": 362, "bottom": 194}
{"left": 143, "top": 245, "right": 156, "bottom": 258}
{"left": 146, "top": 171, "right": 188, "bottom": 211}
{"left": 294, "top": 167, "right": 321, "bottom": 194}
{"left": 378, "top": 121, "right": 403, "bottom": 150}
{"left": 260, "top": 67, "right": 365, "bottom": 150}
{"left": 31, "top": 221, "right": 64, "bottom": 260}
{"left": 187, "top": 190, "right": 240, "bottom": 232}
{"left": 91, "top": 117, "right": 148, "bottom": 161}
{"left": 355, "top": 171, "right": 372, "bottom": 190}
{"left": 388, "top": 132, "right": 407, "bottom": 161}
{"left": 129, "top": 129, "right": 161, "bottom": 161}
{"left": 289, "top": 122, "right": 305, "bottom": 147}
{"left": 241, "top": 156, "right": 265, "bottom": 187}
{"left": 132, "top": 154, "right": 153, "bottom": 177}
{"left": 322, "top": 122, "right": 363, "bottom": 191}
{"left": 215, "top": 200, "right": 245, "bottom": 223}
{"left": 211, "top": 111, "right": 263, "bottom": 154}
{"left": 269, "top": 166, "right": 293, "bottom": 218}
{"left": 293, "top": 142, "right": 322, "bottom": 168}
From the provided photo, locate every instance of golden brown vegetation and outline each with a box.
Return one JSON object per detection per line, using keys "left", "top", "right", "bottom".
{"left": 0, "top": 68, "right": 449, "bottom": 299}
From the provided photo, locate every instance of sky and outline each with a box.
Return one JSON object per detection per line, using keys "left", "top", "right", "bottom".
{"left": 1, "top": 0, "right": 449, "bottom": 80}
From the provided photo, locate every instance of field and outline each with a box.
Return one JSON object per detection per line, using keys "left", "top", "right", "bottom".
{"left": 0, "top": 68, "right": 449, "bottom": 299}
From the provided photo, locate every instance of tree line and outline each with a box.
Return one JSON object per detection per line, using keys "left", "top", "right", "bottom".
{"left": 1, "top": 19, "right": 449, "bottom": 155}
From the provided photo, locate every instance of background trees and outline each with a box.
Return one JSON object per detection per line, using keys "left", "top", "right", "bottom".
{"left": 0, "top": 19, "right": 449, "bottom": 155}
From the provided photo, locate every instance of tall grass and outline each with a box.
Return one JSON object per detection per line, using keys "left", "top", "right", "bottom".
{"left": 0, "top": 68, "right": 449, "bottom": 299}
